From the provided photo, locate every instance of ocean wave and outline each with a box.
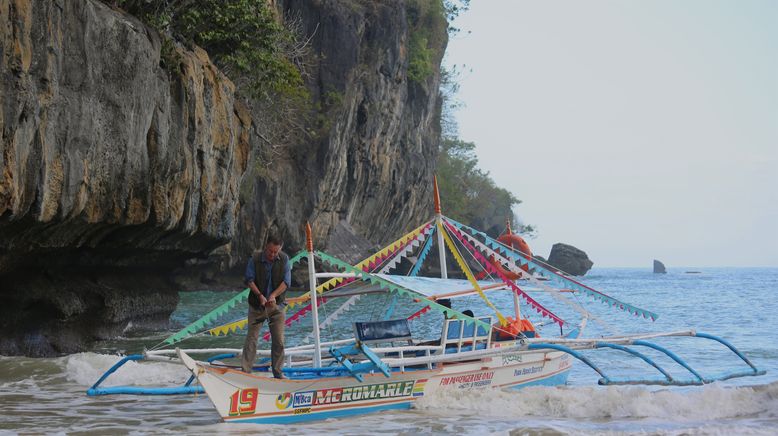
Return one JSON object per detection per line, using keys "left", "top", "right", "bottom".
{"left": 61, "top": 352, "right": 191, "bottom": 387}
{"left": 415, "top": 382, "right": 778, "bottom": 421}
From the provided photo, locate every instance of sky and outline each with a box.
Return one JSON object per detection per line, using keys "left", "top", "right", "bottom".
{"left": 444, "top": 0, "right": 778, "bottom": 267}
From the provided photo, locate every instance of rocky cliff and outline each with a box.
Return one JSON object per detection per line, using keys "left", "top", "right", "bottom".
{"left": 235, "top": 0, "right": 443, "bottom": 260}
{"left": 0, "top": 0, "right": 445, "bottom": 355}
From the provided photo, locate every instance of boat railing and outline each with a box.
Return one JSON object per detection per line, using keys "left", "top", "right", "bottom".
{"left": 258, "top": 329, "right": 766, "bottom": 387}
{"left": 440, "top": 316, "right": 493, "bottom": 354}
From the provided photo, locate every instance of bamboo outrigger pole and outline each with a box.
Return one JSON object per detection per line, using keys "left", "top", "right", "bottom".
{"left": 306, "top": 222, "right": 322, "bottom": 367}
{"left": 434, "top": 176, "right": 448, "bottom": 279}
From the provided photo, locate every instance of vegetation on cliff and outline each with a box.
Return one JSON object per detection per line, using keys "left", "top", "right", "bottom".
{"left": 406, "top": 0, "right": 469, "bottom": 84}
{"left": 109, "top": 0, "right": 523, "bottom": 238}
{"left": 436, "top": 137, "right": 528, "bottom": 236}
{"left": 108, "top": 0, "right": 308, "bottom": 102}
{"left": 406, "top": 0, "right": 446, "bottom": 83}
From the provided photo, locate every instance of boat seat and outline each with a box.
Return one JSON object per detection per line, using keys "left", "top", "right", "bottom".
{"left": 354, "top": 319, "right": 413, "bottom": 345}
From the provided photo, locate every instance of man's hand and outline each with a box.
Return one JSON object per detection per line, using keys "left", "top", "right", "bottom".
{"left": 249, "top": 282, "right": 266, "bottom": 306}
{"left": 265, "top": 296, "right": 276, "bottom": 309}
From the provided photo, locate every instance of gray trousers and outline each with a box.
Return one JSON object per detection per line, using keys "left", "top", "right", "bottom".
{"left": 241, "top": 304, "right": 285, "bottom": 377}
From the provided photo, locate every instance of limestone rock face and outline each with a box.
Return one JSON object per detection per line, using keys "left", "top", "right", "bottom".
{"left": 547, "top": 243, "right": 594, "bottom": 276}
{"left": 234, "top": 0, "right": 443, "bottom": 261}
{"left": 0, "top": 1, "right": 249, "bottom": 254}
{"left": 0, "top": 0, "right": 249, "bottom": 355}
{"left": 0, "top": 0, "right": 445, "bottom": 355}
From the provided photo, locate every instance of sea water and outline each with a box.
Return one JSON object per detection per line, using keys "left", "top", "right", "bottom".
{"left": 1, "top": 267, "right": 777, "bottom": 435}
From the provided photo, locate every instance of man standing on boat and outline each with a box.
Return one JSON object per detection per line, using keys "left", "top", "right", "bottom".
{"left": 241, "top": 234, "right": 290, "bottom": 378}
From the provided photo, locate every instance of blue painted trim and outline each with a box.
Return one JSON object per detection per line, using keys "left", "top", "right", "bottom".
{"left": 528, "top": 343, "right": 611, "bottom": 383}
{"left": 184, "top": 353, "right": 239, "bottom": 386}
{"left": 410, "top": 228, "right": 435, "bottom": 277}
{"left": 595, "top": 342, "right": 674, "bottom": 382}
{"left": 599, "top": 377, "right": 703, "bottom": 386}
{"left": 700, "top": 368, "right": 767, "bottom": 381}
{"left": 506, "top": 370, "right": 570, "bottom": 389}
{"left": 207, "top": 353, "right": 238, "bottom": 362}
{"left": 88, "top": 354, "right": 144, "bottom": 391}
{"left": 359, "top": 344, "right": 391, "bottom": 377}
{"left": 695, "top": 332, "right": 762, "bottom": 373}
{"left": 632, "top": 340, "right": 705, "bottom": 382}
{"left": 87, "top": 385, "right": 205, "bottom": 396}
{"left": 279, "top": 365, "right": 349, "bottom": 374}
{"left": 329, "top": 346, "right": 363, "bottom": 382}
{"left": 88, "top": 353, "right": 239, "bottom": 396}
{"left": 230, "top": 401, "right": 412, "bottom": 424}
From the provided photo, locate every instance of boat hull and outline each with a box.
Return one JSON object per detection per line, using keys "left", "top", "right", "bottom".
{"left": 183, "top": 349, "right": 572, "bottom": 424}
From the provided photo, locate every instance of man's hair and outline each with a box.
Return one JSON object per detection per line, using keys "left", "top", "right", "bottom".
{"left": 266, "top": 234, "right": 283, "bottom": 246}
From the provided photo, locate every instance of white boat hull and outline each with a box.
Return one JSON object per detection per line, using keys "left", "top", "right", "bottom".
{"left": 180, "top": 348, "right": 572, "bottom": 424}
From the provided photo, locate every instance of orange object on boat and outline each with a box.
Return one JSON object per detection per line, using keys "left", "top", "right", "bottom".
{"left": 497, "top": 233, "right": 532, "bottom": 273}
{"left": 489, "top": 256, "right": 521, "bottom": 280}
{"left": 494, "top": 317, "right": 539, "bottom": 340}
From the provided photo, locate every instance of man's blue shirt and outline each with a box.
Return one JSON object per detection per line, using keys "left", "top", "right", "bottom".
{"left": 245, "top": 255, "right": 291, "bottom": 298}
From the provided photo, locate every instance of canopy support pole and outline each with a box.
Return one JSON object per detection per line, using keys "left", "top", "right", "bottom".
{"left": 506, "top": 219, "right": 522, "bottom": 320}
{"left": 306, "top": 223, "right": 322, "bottom": 367}
{"left": 434, "top": 176, "right": 448, "bottom": 279}
{"left": 513, "top": 290, "right": 522, "bottom": 320}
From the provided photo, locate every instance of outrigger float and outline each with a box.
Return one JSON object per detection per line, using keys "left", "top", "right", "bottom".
{"left": 88, "top": 178, "right": 765, "bottom": 424}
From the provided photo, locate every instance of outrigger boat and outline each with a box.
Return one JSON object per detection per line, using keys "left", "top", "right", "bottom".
{"left": 88, "top": 178, "right": 765, "bottom": 424}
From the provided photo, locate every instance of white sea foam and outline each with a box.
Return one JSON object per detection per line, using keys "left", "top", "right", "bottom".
{"left": 415, "top": 382, "right": 778, "bottom": 421}
{"left": 62, "top": 352, "right": 190, "bottom": 387}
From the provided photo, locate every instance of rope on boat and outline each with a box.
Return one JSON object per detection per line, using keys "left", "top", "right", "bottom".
{"left": 172, "top": 223, "right": 434, "bottom": 344}
{"left": 438, "top": 220, "right": 508, "bottom": 325}
{"left": 315, "top": 250, "right": 492, "bottom": 332}
{"left": 449, "top": 222, "right": 619, "bottom": 333}
{"left": 444, "top": 220, "right": 565, "bottom": 326}
{"left": 410, "top": 225, "right": 436, "bottom": 277}
{"left": 446, "top": 217, "right": 658, "bottom": 321}
{"left": 150, "top": 251, "right": 310, "bottom": 348}
{"left": 264, "top": 224, "right": 435, "bottom": 341}
{"left": 300, "top": 295, "right": 362, "bottom": 345}
{"left": 287, "top": 220, "right": 435, "bottom": 309}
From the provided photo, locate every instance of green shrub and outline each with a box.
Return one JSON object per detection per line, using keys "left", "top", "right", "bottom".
{"left": 405, "top": 0, "right": 448, "bottom": 84}
{"left": 437, "top": 137, "right": 533, "bottom": 236}
{"left": 408, "top": 33, "right": 434, "bottom": 83}
{"left": 110, "top": 0, "right": 307, "bottom": 102}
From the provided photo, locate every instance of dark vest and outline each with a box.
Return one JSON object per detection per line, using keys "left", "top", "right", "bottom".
{"left": 248, "top": 250, "right": 289, "bottom": 309}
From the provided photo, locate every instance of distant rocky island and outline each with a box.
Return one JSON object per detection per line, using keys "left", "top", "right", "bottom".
{"left": 654, "top": 260, "right": 667, "bottom": 274}
{"left": 538, "top": 243, "right": 593, "bottom": 276}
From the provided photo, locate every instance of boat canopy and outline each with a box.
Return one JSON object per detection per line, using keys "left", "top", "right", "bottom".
{"left": 156, "top": 190, "right": 660, "bottom": 347}
{"left": 321, "top": 274, "right": 516, "bottom": 298}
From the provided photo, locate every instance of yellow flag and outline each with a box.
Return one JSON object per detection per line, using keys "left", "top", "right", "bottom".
{"left": 438, "top": 221, "right": 508, "bottom": 325}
